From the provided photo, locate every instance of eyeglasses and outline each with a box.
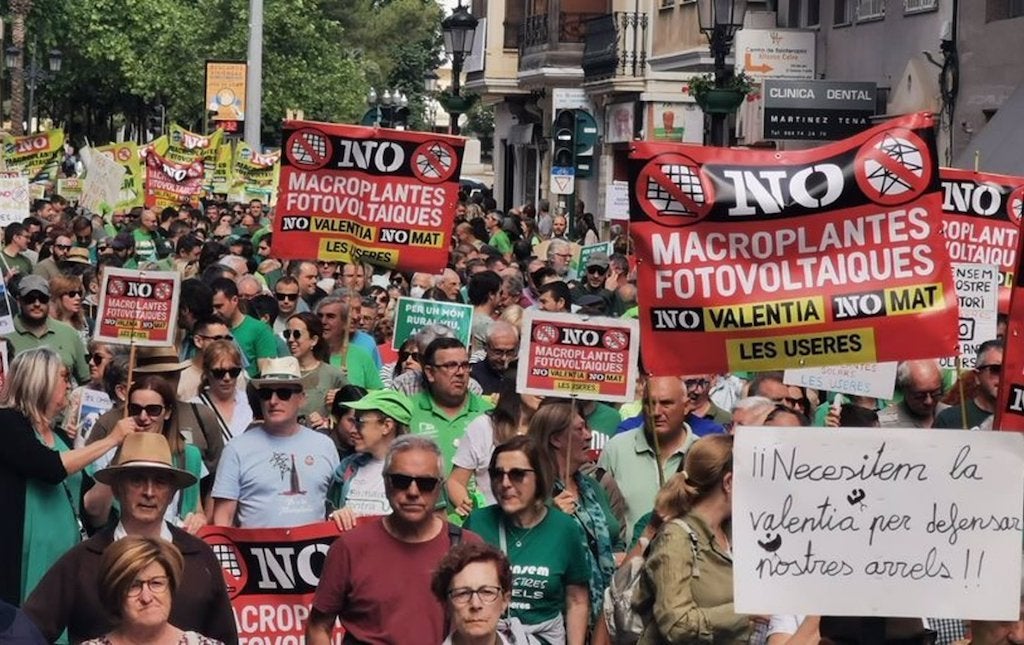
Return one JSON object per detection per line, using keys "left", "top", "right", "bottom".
{"left": 488, "top": 467, "right": 535, "bottom": 484}
{"left": 354, "top": 415, "right": 384, "bottom": 428}
{"left": 448, "top": 586, "right": 503, "bottom": 606}
{"left": 386, "top": 473, "right": 441, "bottom": 492}
{"left": 128, "top": 403, "right": 166, "bottom": 417}
{"left": 586, "top": 265, "right": 607, "bottom": 274}
{"left": 62, "top": 290, "right": 82, "bottom": 298}
{"left": 282, "top": 329, "right": 305, "bottom": 341}
{"left": 772, "top": 396, "right": 803, "bottom": 406}
{"left": 258, "top": 387, "right": 300, "bottom": 401}
{"left": 210, "top": 367, "right": 242, "bottom": 380}
{"left": 275, "top": 293, "right": 298, "bottom": 304}
{"left": 128, "top": 576, "right": 170, "bottom": 597}
{"left": 54, "top": 244, "right": 72, "bottom": 251}
{"left": 684, "top": 378, "right": 709, "bottom": 390}
{"left": 486, "top": 347, "right": 518, "bottom": 358}
{"left": 431, "top": 361, "right": 471, "bottom": 373}
{"left": 197, "top": 334, "right": 233, "bottom": 342}
{"left": 20, "top": 292, "right": 49, "bottom": 305}
{"left": 976, "top": 364, "right": 1002, "bottom": 375}
{"left": 86, "top": 353, "right": 108, "bottom": 366}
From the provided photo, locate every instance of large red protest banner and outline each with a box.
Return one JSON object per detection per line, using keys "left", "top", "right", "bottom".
{"left": 273, "top": 120, "right": 464, "bottom": 273}
{"left": 199, "top": 522, "right": 346, "bottom": 642}
{"left": 940, "top": 168, "right": 1024, "bottom": 313}
{"left": 144, "top": 151, "right": 205, "bottom": 209}
{"left": 94, "top": 267, "right": 180, "bottom": 346}
{"left": 629, "top": 112, "right": 960, "bottom": 375}
{"left": 993, "top": 228, "right": 1024, "bottom": 432}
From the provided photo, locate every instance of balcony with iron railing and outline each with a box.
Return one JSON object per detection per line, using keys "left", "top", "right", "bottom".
{"left": 518, "top": 10, "right": 605, "bottom": 78}
{"left": 582, "top": 11, "right": 648, "bottom": 84}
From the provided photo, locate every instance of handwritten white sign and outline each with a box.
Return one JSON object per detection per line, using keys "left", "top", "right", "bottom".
{"left": 784, "top": 362, "right": 897, "bottom": 400}
{"left": 952, "top": 263, "right": 999, "bottom": 368}
{"left": 733, "top": 426, "right": 1024, "bottom": 620}
{"left": 80, "top": 146, "right": 127, "bottom": 213}
{"left": 0, "top": 172, "right": 30, "bottom": 226}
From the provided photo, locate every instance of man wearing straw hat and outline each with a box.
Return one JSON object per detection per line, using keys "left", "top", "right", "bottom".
{"left": 24, "top": 433, "right": 238, "bottom": 644}
{"left": 86, "top": 345, "right": 224, "bottom": 474}
{"left": 211, "top": 356, "right": 339, "bottom": 528}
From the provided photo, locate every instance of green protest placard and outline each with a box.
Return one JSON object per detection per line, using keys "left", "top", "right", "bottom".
{"left": 391, "top": 297, "right": 474, "bottom": 350}
{"left": 571, "top": 241, "right": 613, "bottom": 280}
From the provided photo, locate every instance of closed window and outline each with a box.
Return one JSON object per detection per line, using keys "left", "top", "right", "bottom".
{"left": 904, "top": 0, "right": 938, "bottom": 12}
{"left": 834, "top": 0, "right": 852, "bottom": 24}
{"left": 808, "top": 0, "right": 821, "bottom": 24}
{"left": 857, "top": 0, "right": 885, "bottom": 19}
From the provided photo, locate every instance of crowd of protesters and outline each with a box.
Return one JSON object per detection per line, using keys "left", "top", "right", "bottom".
{"left": 0, "top": 187, "right": 1018, "bottom": 645}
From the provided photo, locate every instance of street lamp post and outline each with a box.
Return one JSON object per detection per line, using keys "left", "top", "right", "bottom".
{"left": 423, "top": 71, "right": 439, "bottom": 132}
{"left": 696, "top": 0, "right": 748, "bottom": 146}
{"left": 441, "top": 3, "right": 478, "bottom": 136}
{"left": 365, "top": 88, "right": 409, "bottom": 129}
{"left": 5, "top": 44, "right": 62, "bottom": 134}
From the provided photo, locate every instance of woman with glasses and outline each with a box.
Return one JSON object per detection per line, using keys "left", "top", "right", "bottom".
{"left": 464, "top": 435, "right": 591, "bottom": 645}
{"left": 532, "top": 399, "right": 624, "bottom": 630}
{"left": 326, "top": 390, "right": 411, "bottom": 530}
{"left": 85, "top": 376, "right": 207, "bottom": 534}
{"left": 65, "top": 341, "right": 128, "bottom": 446}
{"left": 191, "top": 340, "right": 253, "bottom": 441}
{"left": 83, "top": 536, "right": 223, "bottom": 645}
{"left": 448, "top": 377, "right": 542, "bottom": 515}
{"left": 286, "top": 312, "right": 347, "bottom": 431}
{"left": 431, "top": 542, "right": 534, "bottom": 645}
{"left": 49, "top": 274, "right": 91, "bottom": 344}
{"left": 380, "top": 338, "right": 421, "bottom": 390}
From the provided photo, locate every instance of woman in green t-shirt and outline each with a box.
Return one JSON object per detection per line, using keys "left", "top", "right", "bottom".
{"left": 284, "top": 312, "right": 347, "bottom": 430}
{"left": 464, "top": 435, "right": 590, "bottom": 645}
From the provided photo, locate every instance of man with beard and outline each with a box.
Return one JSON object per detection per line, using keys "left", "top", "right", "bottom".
{"left": 4, "top": 275, "right": 89, "bottom": 382}
{"left": 32, "top": 233, "right": 73, "bottom": 281}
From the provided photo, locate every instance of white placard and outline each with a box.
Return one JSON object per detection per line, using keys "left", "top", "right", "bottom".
{"left": 783, "top": 362, "right": 897, "bottom": 400}
{"left": 734, "top": 426, "right": 1024, "bottom": 620}
{"left": 552, "top": 88, "right": 596, "bottom": 114}
{"left": 80, "top": 146, "right": 127, "bottom": 214}
{"left": 0, "top": 172, "right": 30, "bottom": 226}
{"left": 604, "top": 180, "right": 630, "bottom": 221}
{"left": 951, "top": 263, "right": 999, "bottom": 368}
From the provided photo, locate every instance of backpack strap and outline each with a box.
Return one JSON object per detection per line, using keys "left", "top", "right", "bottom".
{"left": 448, "top": 522, "right": 463, "bottom": 547}
{"left": 670, "top": 518, "right": 701, "bottom": 578}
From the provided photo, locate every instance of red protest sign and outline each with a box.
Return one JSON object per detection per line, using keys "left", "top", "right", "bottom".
{"left": 144, "top": 151, "right": 205, "bottom": 209}
{"left": 198, "top": 522, "right": 346, "bottom": 642}
{"left": 940, "top": 168, "right": 1024, "bottom": 313}
{"left": 273, "top": 120, "right": 464, "bottom": 273}
{"left": 94, "top": 267, "right": 180, "bottom": 347}
{"left": 629, "top": 113, "right": 960, "bottom": 375}
{"left": 516, "top": 310, "right": 639, "bottom": 402}
{"left": 994, "top": 227, "right": 1024, "bottom": 431}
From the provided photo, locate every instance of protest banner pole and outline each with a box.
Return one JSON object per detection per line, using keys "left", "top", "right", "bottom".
{"left": 957, "top": 355, "right": 969, "bottom": 430}
{"left": 121, "top": 269, "right": 146, "bottom": 419}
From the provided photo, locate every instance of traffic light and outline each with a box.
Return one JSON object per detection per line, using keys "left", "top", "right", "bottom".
{"left": 552, "top": 109, "right": 576, "bottom": 169}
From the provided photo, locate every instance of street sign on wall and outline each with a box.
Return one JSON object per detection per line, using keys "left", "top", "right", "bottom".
{"left": 735, "top": 29, "right": 815, "bottom": 80}
{"left": 763, "top": 80, "right": 877, "bottom": 141}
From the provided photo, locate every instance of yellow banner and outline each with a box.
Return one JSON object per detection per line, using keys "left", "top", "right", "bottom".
{"left": 3, "top": 129, "right": 64, "bottom": 183}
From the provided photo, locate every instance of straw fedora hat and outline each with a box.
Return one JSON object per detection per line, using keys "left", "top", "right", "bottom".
{"left": 94, "top": 433, "right": 197, "bottom": 489}
{"left": 133, "top": 345, "right": 191, "bottom": 373}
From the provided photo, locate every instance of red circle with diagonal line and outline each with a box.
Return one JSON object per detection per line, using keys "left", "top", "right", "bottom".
{"left": 201, "top": 530, "right": 248, "bottom": 599}
{"left": 533, "top": 323, "right": 559, "bottom": 345}
{"left": 602, "top": 329, "right": 628, "bottom": 351}
{"left": 411, "top": 141, "right": 458, "bottom": 184}
{"left": 854, "top": 127, "right": 932, "bottom": 206}
{"left": 635, "top": 152, "right": 714, "bottom": 226}
{"left": 285, "top": 128, "right": 333, "bottom": 170}
{"left": 1007, "top": 186, "right": 1024, "bottom": 226}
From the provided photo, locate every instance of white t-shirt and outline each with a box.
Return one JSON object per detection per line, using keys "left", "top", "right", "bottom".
{"left": 452, "top": 414, "right": 498, "bottom": 505}
{"left": 344, "top": 457, "right": 391, "bottom": 517}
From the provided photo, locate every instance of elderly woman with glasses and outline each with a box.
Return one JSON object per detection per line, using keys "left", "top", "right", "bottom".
{"left": 64, "top": 340, "right": 128, "bottom": 446}
{"left": 85, "top": 376, "right": 207, "bottom": 534}
{"left": 326, "top": 390, "right": 411, "bottom": 530}
{"left": 285, "top": 312, "right": 347, "bottom": 431}
{"left": 464, "top": 435, "right": 590, "bottom": 645}
{"left": 190, "top": 340, "right": 254, "bottom": 441}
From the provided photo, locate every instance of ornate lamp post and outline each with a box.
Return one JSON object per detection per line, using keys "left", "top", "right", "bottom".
{"left": 440, "top": 3, "right": 478, "bottom": 136}
{"left": 5, "top": 44, "right": 62, "bottom": 134}
{"left": 696, "top": 0, "right": 748, "bottom": 145}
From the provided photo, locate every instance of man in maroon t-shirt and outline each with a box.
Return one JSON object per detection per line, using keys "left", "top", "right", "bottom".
{"left": 306, "top": 435, "right": 480, "bottom": 645}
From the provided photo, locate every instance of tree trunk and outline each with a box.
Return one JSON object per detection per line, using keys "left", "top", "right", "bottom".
{"left": 9, "top": 0, "right": 33, "bottom": 136}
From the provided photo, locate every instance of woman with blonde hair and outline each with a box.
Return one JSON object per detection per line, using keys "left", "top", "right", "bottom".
{"left": 0, "top": 347, "right": 137, "bottom": 604}
{"left": 49, "top": 273, "right": 91, "bottom": 343}
{"left": 84, "top": 536, "right": 223, "bottom": 644}
{"left": 633, "top": 434, "right": 750, "bottom": 644}
{"left": 191, "top": 340, "right": 253, "bottom": 440}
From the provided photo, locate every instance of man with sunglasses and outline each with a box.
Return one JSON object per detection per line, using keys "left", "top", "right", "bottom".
{"left": 272, "top": 276, "right": 301, "bottom": 335}
{"left": 934, "top": 339, "right": 1003, "bottom": 430}
{"left": 178, "top": 316, "right": 237, "bottom": 400}
{"left": 32, "top": 234, "right": 73, "bottom": 281}
{"left": 307, "top": 435, "right": 481, "bottom": 645}
{"left": 4, "top": 275, "right": 89, "bottom": 383}
{"left": 570, "top": 250, "right": 615, "bottom": 313}
{"left": 211, "top": 357, "right": 339, "bottom": 528}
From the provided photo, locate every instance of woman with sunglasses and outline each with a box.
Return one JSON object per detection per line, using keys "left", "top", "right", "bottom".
{"left": 326, "top": 390, "right": 412, "bottom": 530}
{"left": 286, "top": 312, "right": 347, "bottom": 432}
{"left": 464, "top": 435, "right": 591, "bottom": 645}
{"left": 65, "top": 341, "right": 127, "bottom": 446}
{"left": 532, "top": 399, "right": 624, "bottom": 631}
{"left": 84, "top": 376, "right": 207, "bottom": 534}
{"left": 49, "top": 274, "right": 91, "bottom": 344}
{"left": 448, "top": 377, "right": 542, "bottom": 516}
{"left": 191, "top": 340, "right": 253, "bottom": 441}
{"left": 380, "top": 338, "right": 421, "bottom": 390}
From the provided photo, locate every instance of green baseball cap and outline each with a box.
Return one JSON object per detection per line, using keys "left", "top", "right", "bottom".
{"left": 347, "top": 390, "right": 413, "bottom": 425}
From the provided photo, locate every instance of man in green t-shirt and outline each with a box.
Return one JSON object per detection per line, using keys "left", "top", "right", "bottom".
{"left": 211, "top": 277, "right": 279, "bottom": 378}
{"left": 0, "top": 222, "right": 33, "bottom": 281}
{"left": 3, "top": 275, "right": 89, "bottom": 383}
{"left": 132, "top": 208, "right": 160, "bottom": 263}
{"left": 484, "top": 211, "right": 512, "bottom": 261}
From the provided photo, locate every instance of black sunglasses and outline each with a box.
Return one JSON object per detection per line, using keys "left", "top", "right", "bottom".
{"left": 488, "top": 467, "right": 535, "bottom": 484}
{"left": 128, "top": 403, "right": 165, "bottom": 417}
{"left": 20, "top": 292, "right": 49, "bottom": 305}
{"left": 197, "top": 334, "right": 233, "bottom": 342}
{"left": 63, "top": 290, "right": 82, "bottom": 298}
{"left": 976, "top": 363, "right": 1002, "bottom": 375}
{"left": 210, "top": 367, "right": 242, "bottom": 379}
{"left": 386, "top": 473, "right": 440, "bottom": 492}
{"left": 258, "top": 387, "right": 300, "bottom": 401}
{"left": 86, "top": 353, "right": 107, "bottom": 366}
{"left": 275, "top": 292, "right": 298, "bottom": 302}
{"left": 586, "top": 265, "right": 607, "bottom": 274}
{"left": 282, "top": 329, "right": 305, "bottom": 341}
